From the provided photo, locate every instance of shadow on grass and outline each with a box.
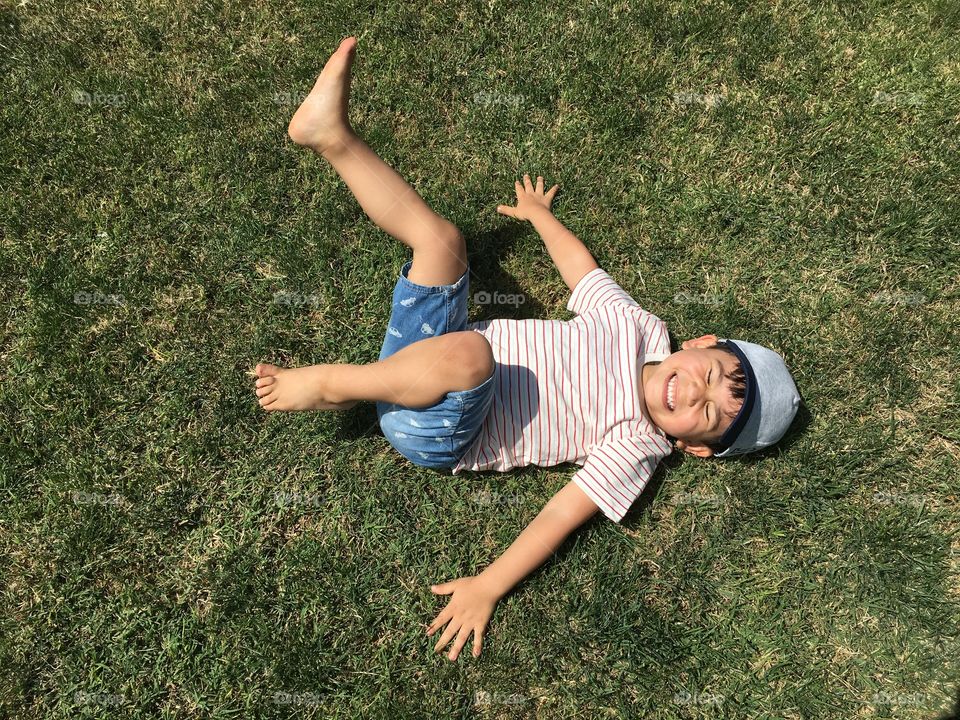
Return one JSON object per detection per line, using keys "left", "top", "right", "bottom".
{"left": 465, "top": 222, "right": 550, "bottom": 322}
{"left": 935, "top": 688, "right": 960, "bottom": 720}
{"left": 337, "top": 402, "right": 382, "bottom": 441}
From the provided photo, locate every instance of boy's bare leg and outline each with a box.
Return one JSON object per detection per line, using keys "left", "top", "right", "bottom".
{"left": 254, "top": 331, "right": 493, "bottom": 412}
{"left": 287, "top": 35, "right": 467, "bottom": 287}
{"left": 255, "top": 37, "right": 482, "bottom": 413}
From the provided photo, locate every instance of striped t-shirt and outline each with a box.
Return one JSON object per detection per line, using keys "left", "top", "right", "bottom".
{"left": 451, "top": 267, "right": 674, "bottom": 522}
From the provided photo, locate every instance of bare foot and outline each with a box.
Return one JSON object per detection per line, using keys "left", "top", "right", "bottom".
{"left": 287, "top": 36, "right": 357, "bottom": 153}
{"left": 254, "top": 363, "right": 358, "bottom": 411}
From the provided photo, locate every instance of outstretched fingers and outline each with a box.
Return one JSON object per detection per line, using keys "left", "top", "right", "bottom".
{"left": 427, "top": 607, "right": 452, "bottom": 636}
{"left": 472, "top": 628, "right": 484, "bottom": 657}
{"left": 433, "top": 620, "right": 462, "bottom": 653}
{"left": 447, "top": 626, "right": 472, "bottom": 661}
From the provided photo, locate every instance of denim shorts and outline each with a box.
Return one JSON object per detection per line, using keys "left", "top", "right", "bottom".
{"left": 376, "top": 259, "right": 496, "bottom": 470}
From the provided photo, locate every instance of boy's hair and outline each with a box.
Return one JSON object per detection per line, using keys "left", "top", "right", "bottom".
{"left": 705, "top": 343, "right": 747, "bottom": 453}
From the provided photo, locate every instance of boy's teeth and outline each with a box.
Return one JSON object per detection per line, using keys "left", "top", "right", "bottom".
{"left": 667, "top": 374, "right": 677, "bottom": 410}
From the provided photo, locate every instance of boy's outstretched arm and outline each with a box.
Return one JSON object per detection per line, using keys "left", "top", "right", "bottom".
{"left": 427, "top": 479, "right": 599, "bottom": 661}
{"left": 497, "top": 174, "right": 599, "bottom": 293}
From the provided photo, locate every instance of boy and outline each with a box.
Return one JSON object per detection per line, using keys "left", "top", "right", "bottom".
{"left": 253, "top": 37, "right": 801, "bottom": 662}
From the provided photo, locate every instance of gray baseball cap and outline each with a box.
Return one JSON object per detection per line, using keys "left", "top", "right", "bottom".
{"left": 712, "top": 339, "right": 800, "bottom": 458}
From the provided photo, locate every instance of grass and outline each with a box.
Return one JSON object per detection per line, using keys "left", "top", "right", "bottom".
{"left": 1, "top": 0, "right": 959, "bottom": 717}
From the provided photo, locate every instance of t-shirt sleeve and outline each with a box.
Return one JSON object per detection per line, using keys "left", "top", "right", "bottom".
{"left": 572, "top": 435, "right": 671, "bottom": 523}
{"left": 566, "top": 267, "right": 640, "bottom": 315}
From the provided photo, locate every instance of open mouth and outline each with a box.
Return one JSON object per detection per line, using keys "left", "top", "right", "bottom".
{"left": 663, "top": 372, "right": 677, "bottom": 412}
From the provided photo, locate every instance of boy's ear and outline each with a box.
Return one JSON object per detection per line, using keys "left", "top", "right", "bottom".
{"left": 676, "top": 439, "right": 715, "bottom": 458}
{"left": 680, "top": 334, "right": 719, "bottom": 351}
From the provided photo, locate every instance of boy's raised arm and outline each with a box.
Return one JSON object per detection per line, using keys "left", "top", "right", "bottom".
{"left": 427, "top": 480, "right": 599, "bottom": 661}
{"left": 497, "top": 174, "right": 600, "bottom": 293}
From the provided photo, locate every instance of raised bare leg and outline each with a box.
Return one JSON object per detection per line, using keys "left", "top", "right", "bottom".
{"left": 255, "top": 332, "right": 494, "bottom": 412}
{"left": 287, "top": 36, "right": 466, "bottom": 287}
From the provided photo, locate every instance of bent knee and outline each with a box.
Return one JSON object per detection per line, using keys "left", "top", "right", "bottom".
{"left": 433, "top": 220, "right": 464, "bottom": 249}
{"left": 446, "top": 331, "right": 494, "bottom": 388}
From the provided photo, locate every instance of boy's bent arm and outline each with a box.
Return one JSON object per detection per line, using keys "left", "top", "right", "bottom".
{"left": 477, "top": 479, "right": 600, "bottom": 599}
{"left": 527, "top": 205, "right": 599, "bottom": 294}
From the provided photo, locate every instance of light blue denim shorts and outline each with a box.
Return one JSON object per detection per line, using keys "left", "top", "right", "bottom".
{"left": 376, "top": 259, "right": 496, "bottom": 470}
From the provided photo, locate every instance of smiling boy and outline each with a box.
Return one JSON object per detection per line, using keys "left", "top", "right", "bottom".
{"left": 253, "top": 36, "right": 801, "bottom": 662}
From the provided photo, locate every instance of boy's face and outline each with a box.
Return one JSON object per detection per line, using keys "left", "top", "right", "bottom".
{"left": 641, "top": 334, "right": 744, "bottom": 457}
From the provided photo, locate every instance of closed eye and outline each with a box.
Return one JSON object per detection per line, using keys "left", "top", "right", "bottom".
{"left": 706, "top": 363, "right": 717, "bottom": 423}
{"left": 705, "top": 367, "right": 712, "bottom": 422}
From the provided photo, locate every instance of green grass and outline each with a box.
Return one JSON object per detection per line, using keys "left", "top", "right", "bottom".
{"left": 2, "top": 0, "right": 959, "bottom": 717}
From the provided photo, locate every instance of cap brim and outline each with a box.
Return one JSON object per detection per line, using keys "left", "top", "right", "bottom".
{"left": 713, "top": 340, "right": 757, "bottom": 454}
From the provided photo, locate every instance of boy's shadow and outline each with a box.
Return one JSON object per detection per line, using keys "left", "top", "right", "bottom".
{"left": 935, "top": 689, "right": 960, "bottom": 719}
{"left": 464, "top": 222, "right": 551, "bottom": 322}
{"left": 337, "top": 220, "right": 539, "bottom": 441}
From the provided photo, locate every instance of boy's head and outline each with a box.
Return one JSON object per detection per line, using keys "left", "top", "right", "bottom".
{"left": 642, "top": 334, "right": 800, "bottom": 458}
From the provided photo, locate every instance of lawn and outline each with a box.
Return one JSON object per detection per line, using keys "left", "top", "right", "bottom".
{"left": 1, "top": 0, "right": 959, "bottom": 717}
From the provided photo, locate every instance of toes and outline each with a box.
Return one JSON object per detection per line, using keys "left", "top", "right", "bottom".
{"left": 259, "top": 395, "right": 277, "bottom": 410}
{"left": 327, "top": 36, "right": 356, "bottom": 72}
{"left": 255, "top": 385, "right": 274, "bottom": 398}
{"left": 338, "top": 36, "right": 357, "bottom": 57}
{"left": 256, "top": 363, "right": 282, "bottom": 378}
{"left": 255, "top": 376, "right": 275, "bottom": 389}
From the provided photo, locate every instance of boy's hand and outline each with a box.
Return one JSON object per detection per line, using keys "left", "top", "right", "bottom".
{"left": 497, "top": 174, "right": 559, "bottom": 222}
{"left": 426, "top": 575, "right": 500, "bottom": 661}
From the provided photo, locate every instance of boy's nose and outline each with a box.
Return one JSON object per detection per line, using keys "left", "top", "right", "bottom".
{"left": 686, "top": 375, "right": 705, "bottom": 405}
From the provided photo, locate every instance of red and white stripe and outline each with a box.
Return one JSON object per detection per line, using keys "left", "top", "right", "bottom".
{"left": 452, "top": 268, "right": 673, "bottom": 522}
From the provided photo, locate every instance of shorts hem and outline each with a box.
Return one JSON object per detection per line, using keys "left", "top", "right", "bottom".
{"left": 396, "top": 259, "right": 469, "bottom": 295}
